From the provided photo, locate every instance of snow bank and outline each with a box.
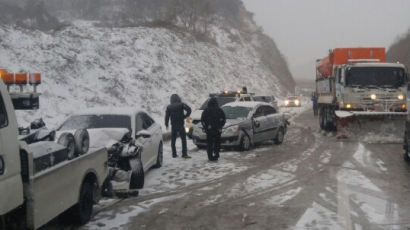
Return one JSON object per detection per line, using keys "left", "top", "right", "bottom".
{"left": 0, "top": 21, "right": 287, "bottom": 128}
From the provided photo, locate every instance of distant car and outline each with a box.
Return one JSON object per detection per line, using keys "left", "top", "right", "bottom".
{"left": 57, "top": 108, "right": 163, "bottom": 190}
{"left": 185, "top": 90, "right": 253, "bottom": 138}
{"left": 192, "top": 101, "right": 288, "bottom": 151}
{"left": 284, "top": 96, "right": 301, "bottom": 107}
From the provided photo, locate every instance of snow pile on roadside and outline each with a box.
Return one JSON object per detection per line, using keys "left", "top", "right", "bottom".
{"left": 0, "top": 21, "right": 288, "bottom": 128}
{"left": 140, "top": 141, "right": 248, "bottom": 195}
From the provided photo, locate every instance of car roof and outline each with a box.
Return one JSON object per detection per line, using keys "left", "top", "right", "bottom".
{"left": 75, "top": 107, "right": 145, "bottom": 116}
{"left": 222, "top": 101, "right": 270, "bottom": 108}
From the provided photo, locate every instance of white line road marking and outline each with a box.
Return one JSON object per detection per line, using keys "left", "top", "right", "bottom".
{"left": 337, "top": 169, "right": 352, "bottom": 230}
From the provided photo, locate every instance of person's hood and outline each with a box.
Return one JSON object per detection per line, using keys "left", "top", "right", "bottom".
{"left": 56, "top": 128, "right": 130, "bottom": 148}
{"left": 170, "top": 94, "right": 181, "bottom": 104}
{"left": 207, "top": 97, "right": 219, "bottom": 108}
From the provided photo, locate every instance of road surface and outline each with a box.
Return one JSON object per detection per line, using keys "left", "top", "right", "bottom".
{"left": 49, "top": 108, "right": 410, "bottom": 230}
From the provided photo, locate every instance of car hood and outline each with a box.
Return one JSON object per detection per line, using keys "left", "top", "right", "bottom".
{"left": 224, "top": 119, "right": 247, "bottom": 128}
{"left": 190, "top": 110, "right": 203, "bottom": 120}
{"left": 56, "top": 128, "right": 130, "bottom": 148}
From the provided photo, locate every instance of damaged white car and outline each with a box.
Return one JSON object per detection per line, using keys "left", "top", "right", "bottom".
{"left": 57, "top": 108, "right": 163, "bottom": 192}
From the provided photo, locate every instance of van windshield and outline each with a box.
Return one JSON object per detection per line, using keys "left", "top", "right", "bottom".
{"left": 346, "top": 67, "right": 406, "bottom": 88}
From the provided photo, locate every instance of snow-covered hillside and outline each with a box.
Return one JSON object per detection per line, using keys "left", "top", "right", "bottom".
{"left": 0, "top": 21, "right": 289, "bottom": 128}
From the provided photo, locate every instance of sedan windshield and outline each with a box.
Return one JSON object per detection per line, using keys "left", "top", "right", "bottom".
{"left": 58, "top": 115, "right": 132, "bottom": 131}
{"left": 346, "top": 67, "right": 406, "bottom": 88}
{"left": 222, "top": 106, "right": 252, "bottom": 119}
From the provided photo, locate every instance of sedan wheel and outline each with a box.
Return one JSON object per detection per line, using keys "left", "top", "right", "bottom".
{"left": 154, "top": 142, "right": 163, "bottom": 168}
{"left": 274, "top": 128, "right": 285, "bottom": 145}
{"left": 240, "top": 135, "right": 251, "bottom": 151}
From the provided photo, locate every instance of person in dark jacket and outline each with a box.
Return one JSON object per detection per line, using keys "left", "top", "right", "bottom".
{"left": 201, "top": 97, "right": 226, "bottom": 161}
{"left": 165, "top": 94, "right": 192, "bottom": 158}
{"left": 311, "top": 92, "right": 318, "bottom": 116}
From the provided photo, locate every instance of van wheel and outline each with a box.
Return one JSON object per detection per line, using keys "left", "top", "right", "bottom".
{"left": 129, "top": 158, "right": 144, "bottom": 189}
{"left": 239, "top": 134, "right": 251, "bottom": 151}
{"left": 58, "top": 133, "right": 76, "bottom": 160}
{"left": 74, "top": 129, "right": 90, "bottom": 155}
{"left": 274, "top": 128, "right": 285, "bottom": 145}
{"left": 154, "top": 142, "right": 163, "bottom": 168}
{"left": 71, "top": 181, "right": 94, "bottom": 225}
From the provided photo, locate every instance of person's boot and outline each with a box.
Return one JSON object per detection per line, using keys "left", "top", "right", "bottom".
{"left": 182, "top": 155, "right": 191, "bottom": 159}
{"left": 172, "top": 153, "right": 178, "bottom": 158}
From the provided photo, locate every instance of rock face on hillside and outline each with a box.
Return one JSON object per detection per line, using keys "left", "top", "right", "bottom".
{"left": 0, "top": 0, "right": 295, "bottom": 127}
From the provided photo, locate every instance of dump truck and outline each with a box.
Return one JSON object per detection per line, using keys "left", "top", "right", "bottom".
{"left": 0, "top": 69, "right": 108, "bottom": 229}
{"left": 315, "top": 48, "right": 408, "bottom": 138}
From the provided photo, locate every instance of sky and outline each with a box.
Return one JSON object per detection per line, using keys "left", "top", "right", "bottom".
{"left": 243, "top": 0, "right": 410, "bottom": 81}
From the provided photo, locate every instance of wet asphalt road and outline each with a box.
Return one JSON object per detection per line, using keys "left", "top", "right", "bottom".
{"left": 54, "top": 108, "right": 410, "bottom": 230}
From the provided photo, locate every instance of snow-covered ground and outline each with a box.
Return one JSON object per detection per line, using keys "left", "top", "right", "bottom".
{"left": 0, "top": 21, "right": 289, "bottom": 129}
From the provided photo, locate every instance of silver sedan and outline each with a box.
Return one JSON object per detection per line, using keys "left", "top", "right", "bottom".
{"left": 192, "top": 101, "right": 288, "bottom": 151}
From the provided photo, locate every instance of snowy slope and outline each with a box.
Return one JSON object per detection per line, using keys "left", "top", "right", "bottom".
{"left": 0, "top": 21, "right": 288, "bottom": 128}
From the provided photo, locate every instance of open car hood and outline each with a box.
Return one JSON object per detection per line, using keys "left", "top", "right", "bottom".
{"left": 88, "top": 128, "right": 130, "bottom": 148}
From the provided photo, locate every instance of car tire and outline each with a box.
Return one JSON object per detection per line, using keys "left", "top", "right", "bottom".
{"left": 58, "top": 133, "right": 76, "bottom": 160}
{"left": 70, "top": 181, "right": 95, "bottom": 225}
{"left": 239, "top": 134, "right": 251, "bottom": 151}
{"left": 129, "top": 158, "right": 144, "bottom": 189}
{"left": 274, "top": 127, "right": 285, "bottom": 145}
{"left": 74, "top": 129, "right": 90, "bottom": 156}
{"left": 154, "top": 142, "right": 163, "bottom": 168}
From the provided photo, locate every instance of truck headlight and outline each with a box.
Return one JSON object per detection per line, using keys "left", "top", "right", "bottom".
{"left": 398, "top": 94, "right": 404, "bottom": 100}
{"left": 223, "top": 125, "right": 239, "bottom": 135}
{"left": 295, "top": 100, "right": 300, "bottom": 105}
{"left": 370, "top": 94, "right": 377, "bottom": 100}
{"left": 285, "top": 100, "right": 289, "bottom": 105}
{"left": 346, "top": 104, "right": 352, "bottom": 109}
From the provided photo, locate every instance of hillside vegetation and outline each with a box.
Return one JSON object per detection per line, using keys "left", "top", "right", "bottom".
{"left": 0, "top": 0, "right": 295, "bottom": 127}
{"left": 387, "top": 30, "right": 410, "bottom": 68}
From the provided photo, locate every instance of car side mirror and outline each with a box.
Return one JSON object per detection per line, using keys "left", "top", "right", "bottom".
{"left": 136, "top": 130, "right": 151, "bottom": 139}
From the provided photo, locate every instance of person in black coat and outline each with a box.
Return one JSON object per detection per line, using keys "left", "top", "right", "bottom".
{"left": 201, "top": 97, "right": 226, "bottom": 161}
{"left": 165, "top": 94, "right": 192, "bottom": 158}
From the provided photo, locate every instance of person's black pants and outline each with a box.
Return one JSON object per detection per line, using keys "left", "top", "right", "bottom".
{"left": 313, "top": 104, "right": 318, "bottom": 116}
{"left": 171, "top": 126, "right": 187, "bottom": 157}
{"left": 206, "top": 132, "right": 221, "bottom": 161}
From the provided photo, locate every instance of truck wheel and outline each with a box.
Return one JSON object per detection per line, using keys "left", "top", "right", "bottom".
{"left": 74, "top": 129, "right": 90, "bottom": 155}
{"left": 404, "top": 134, "right": 410, "bottom": 162}
{"left": 129, "top": 158, "right": 144, "bottom": 189}
{"left": 239, "top": 134, "right": 251, "bottom": 151}
{"left": 274, "top": 128, "right": 285, "bottom": 145}
{"left": 58, "top": 133, "right": 76, "bottom": 160}
{"left": 154, "top": 142, "right": 163, "bottom": 168}
{"left": 72, "top": 181, "right": 94, "bottom": 225}
{"left": 404, "top": 149, "right": 410, "bottom": 162}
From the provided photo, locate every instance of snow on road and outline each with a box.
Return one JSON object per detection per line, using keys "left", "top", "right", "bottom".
{"left": 78, "top": 102, "right": 321, "bottom": 230}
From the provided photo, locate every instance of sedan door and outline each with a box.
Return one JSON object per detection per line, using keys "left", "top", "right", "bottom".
{"left": 252, "top": 106, "right": 268, "bottom": 143}
{"left": 262, "top": 105, "right": 281, "bottom": 140}
{"left": 135, "top": 114, "right": 154, "bottom": 171}
{"left": 140, "top": 113, "right": 161, "bottom": 167}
